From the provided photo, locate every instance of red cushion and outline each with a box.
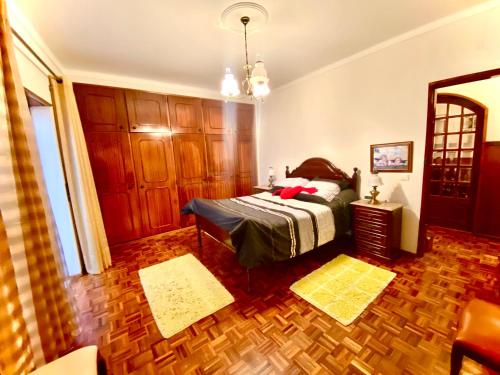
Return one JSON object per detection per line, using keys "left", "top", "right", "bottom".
{"left": 272, "top": 188, "right": 284, "bottom": 196}
{"left": 280, "top": 186, "right": 303, "bottom": 199}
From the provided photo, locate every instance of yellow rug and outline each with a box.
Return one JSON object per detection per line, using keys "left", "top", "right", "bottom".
{"left": 290, "top": 254, "right": 396, "bottom": 326}
{"left": 139, "top": 253, "right": 234, "bottom": 338}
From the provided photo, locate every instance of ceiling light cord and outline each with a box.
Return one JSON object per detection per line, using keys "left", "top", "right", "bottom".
{"left": 243, "top": 19, "right": 250, "bottom": 78}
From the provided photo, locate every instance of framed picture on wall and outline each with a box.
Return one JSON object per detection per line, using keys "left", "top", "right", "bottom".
{"left": 370, "top": 141, "right": 413, "bottom": 173}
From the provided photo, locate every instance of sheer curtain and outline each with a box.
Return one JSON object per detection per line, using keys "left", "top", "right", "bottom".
{"left": 50, "top": 77, "right": 111, "bottom": 274}
{"left": 0, "top": 0, "right": 78, "bottom": 372}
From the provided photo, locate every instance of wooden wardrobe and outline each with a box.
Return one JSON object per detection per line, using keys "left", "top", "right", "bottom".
{"left": 74, "top": 83, "right": 256, "bottom": 245}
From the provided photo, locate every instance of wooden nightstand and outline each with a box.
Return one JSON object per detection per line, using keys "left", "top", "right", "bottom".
{"left": 350, "top": 200, "right": 403, "bottom": 261}
{"left": 252, "top": 185, "right": 272, "bottom": 194}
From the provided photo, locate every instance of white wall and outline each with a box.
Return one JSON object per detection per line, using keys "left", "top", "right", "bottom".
{"left": 259, "top": 4, "right": 500, "bottom": 253}
{"left": 438, "top": 78, "right": 500, "bottom": 141}
{"left": 8, "top": 0, "right": 63, "bottom": 103}
{"left": 14, "top": 48, "right": 51, "bottom": 103}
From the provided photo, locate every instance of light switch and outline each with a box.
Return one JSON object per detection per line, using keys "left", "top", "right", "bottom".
{"left": 400, "top": 174, "right": 410, "bottom": 181}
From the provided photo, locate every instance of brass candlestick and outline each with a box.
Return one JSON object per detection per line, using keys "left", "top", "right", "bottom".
{"left": 268, "top": 175, "right": 274, "bottom": 188}
{"left": 369, "top": 186, "right": 380, "bottom": 205}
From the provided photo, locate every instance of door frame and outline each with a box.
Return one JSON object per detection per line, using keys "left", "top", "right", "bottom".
{"left": 417, "top": 67, "right": 500, "bottom": 256}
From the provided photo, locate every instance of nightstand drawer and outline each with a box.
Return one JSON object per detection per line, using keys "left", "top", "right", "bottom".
{"left": 354, "top": 218, "right": 388, "bottom": 235}
{"left": 355, "top": 238, "right": 387, "bottom": 256}
{"left": 354, "top": 207, "right": 389, "bottom": 224}
{"left": 354, "top": 227, "right": 388, "bottom": 247}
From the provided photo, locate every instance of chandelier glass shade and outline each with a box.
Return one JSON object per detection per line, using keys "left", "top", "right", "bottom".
{"left": 220, "top": 68, "right": 240, "bottom": 97}
{"left": 220, "top": 16, "right": 270, "bottom": 100}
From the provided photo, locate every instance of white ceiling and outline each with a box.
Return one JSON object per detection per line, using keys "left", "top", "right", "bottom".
{"left": 13, "top": 0, "right": 489, "bottom": 90}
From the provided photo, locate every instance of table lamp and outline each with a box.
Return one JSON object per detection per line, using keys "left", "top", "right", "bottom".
{"left": 368, "top": 173, "right": 383, "bottom": 205}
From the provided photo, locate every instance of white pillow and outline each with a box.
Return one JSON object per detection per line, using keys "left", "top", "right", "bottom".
{"left": 274, "top": 177, "right": 309, "bottom": 187}
{"left": 304, "top": 180, "right": 341, "bottom": 202}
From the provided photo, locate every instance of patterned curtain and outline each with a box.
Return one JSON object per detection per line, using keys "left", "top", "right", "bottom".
{"left": 0, "top": 0, "right": 78, "bottom": 373}
{"left": 50, "top": 77, "right": 112, "bottom": 274}
{"left": 0, "top": 211, "right": 34, "bottom": 375}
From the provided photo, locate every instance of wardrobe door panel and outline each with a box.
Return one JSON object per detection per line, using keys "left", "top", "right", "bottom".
{"left": 235, "top": 134, "right": 255, "bottom": 196}
{"left": 131, "top": 133, "right": 180, "bottom": 236}
{"left": 205, "top": 134, "right": 235, "bottom": 199}
{"left": 99, "top": 193, "right": 138, "bottom": 243}
{"left": 74, "top": 84, "right": 128, "bottom": 132}
{"left": 236, "top": 103, "right": 254, "bottom": 135}
{"left": 84, "top": 132, "right": 141, "bottom": 244}
{"left": 202, "top": 99, "right": 233, "bottom": 134}
{"left": 126, "top": 90, "right": 169, "bottom": 132}
{"left": 172, "top": 133, "right": 208, "bottom": 227}
{"left": 168, "top": 95, "right": 203, "bottom": 134}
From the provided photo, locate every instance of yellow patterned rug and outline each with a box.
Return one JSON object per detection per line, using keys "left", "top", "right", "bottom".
{"left": 139, "top": 253, "right": 234, "bottom": 338}
{"left": 290, "top": 254, "right": 396, "bottom": 326}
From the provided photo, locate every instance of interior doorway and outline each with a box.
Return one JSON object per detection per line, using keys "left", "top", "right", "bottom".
{"left": 418, "top": 68, "right": 500, "bottom": 255}
{"left": 26, "top": 89, "right": 82, "bottom": 275}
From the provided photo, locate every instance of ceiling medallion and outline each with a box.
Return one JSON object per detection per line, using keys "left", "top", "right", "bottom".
{"left": 220, "top": 2, "right": 270, "bottom": 100}
{"left": 220, "top": 2, "right": 268, "bottom": 33}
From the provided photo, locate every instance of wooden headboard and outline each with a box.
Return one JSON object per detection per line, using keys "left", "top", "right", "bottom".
{"left": 285, "top": 158, "right": 359, "bottom": 192}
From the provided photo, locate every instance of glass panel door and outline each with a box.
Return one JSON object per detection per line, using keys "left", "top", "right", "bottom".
{"left": 430, "top": 100, "right": 480, "bottom": 199}
{"left": 425, "top": 92, "right": 485, "bottom": 232}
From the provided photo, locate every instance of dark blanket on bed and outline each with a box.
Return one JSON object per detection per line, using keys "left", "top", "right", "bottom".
{"left": 182, "top": 189, "right": 357, "bottom": 268}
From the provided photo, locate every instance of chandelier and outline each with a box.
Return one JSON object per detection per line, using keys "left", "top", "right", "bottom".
{"left": 220, "top": 15, "right": 270, "bottom": 100}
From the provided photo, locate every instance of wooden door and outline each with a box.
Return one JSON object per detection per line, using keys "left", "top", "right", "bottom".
{"left": 84, "top": 132, "right": 142, "bottom": 244}
{"left": 131, "top": 134, "right": 180, "bottom": 236}
{"left": 424, "top": 94, "right": 485, "bottom": 231}
{"left": 172, "top": 134, "right": 208, "bottom": 227}
{"left": 202, "top": 99, "right": 233, "bottom": 134}
{"left": 126, "top": 90, "right": 169, "bottom": 132}
{"left": 205, "top": 134, "right": 235, "bottom": 199}
{"left": 168, "top": 95, "right": 203, "bottom": 134}
{"left": 73, "top": 84, "right": 128, "bottom": 132}
{"left": 235, "top": 103, "right": 254, "bottom": 135}
{"left": 235, "top": 134, "right": 255, "bottom": 196}
{"left": 475, "top": 142, "right": 500, "bottom": 239}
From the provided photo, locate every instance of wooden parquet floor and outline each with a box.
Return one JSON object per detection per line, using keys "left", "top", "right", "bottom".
{"left": 71, "top": 226, "right": 500, "bottom": 375}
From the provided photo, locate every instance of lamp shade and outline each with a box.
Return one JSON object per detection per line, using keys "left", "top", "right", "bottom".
{"left": 220, "top": 68, "right": 240, "bottom": 97}
{"left": 250, "top": 61, "right": 268, "bottom": 84}
{"left": 252, "top": 82, "right": 270, "bottom": 98}
{"left": 368, "top": 173, "right": 383, "bottom": 187}
{"left": 268, "top": 166, "right": 275, "bottom": 177}
{"left": 250, "top": 61, "right": 270, "bottom": 98}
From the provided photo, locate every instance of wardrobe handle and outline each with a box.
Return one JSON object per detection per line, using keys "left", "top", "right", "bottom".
{"left": 132, "top": 126, "right": 137, "bottom": 130}
{"left": 140, "top": 185, "right": 145, "bottom": 189}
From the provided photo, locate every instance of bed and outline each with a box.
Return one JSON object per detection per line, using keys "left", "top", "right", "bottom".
{"left": 182, "top": 158, "right": 359, "bottom": 290}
